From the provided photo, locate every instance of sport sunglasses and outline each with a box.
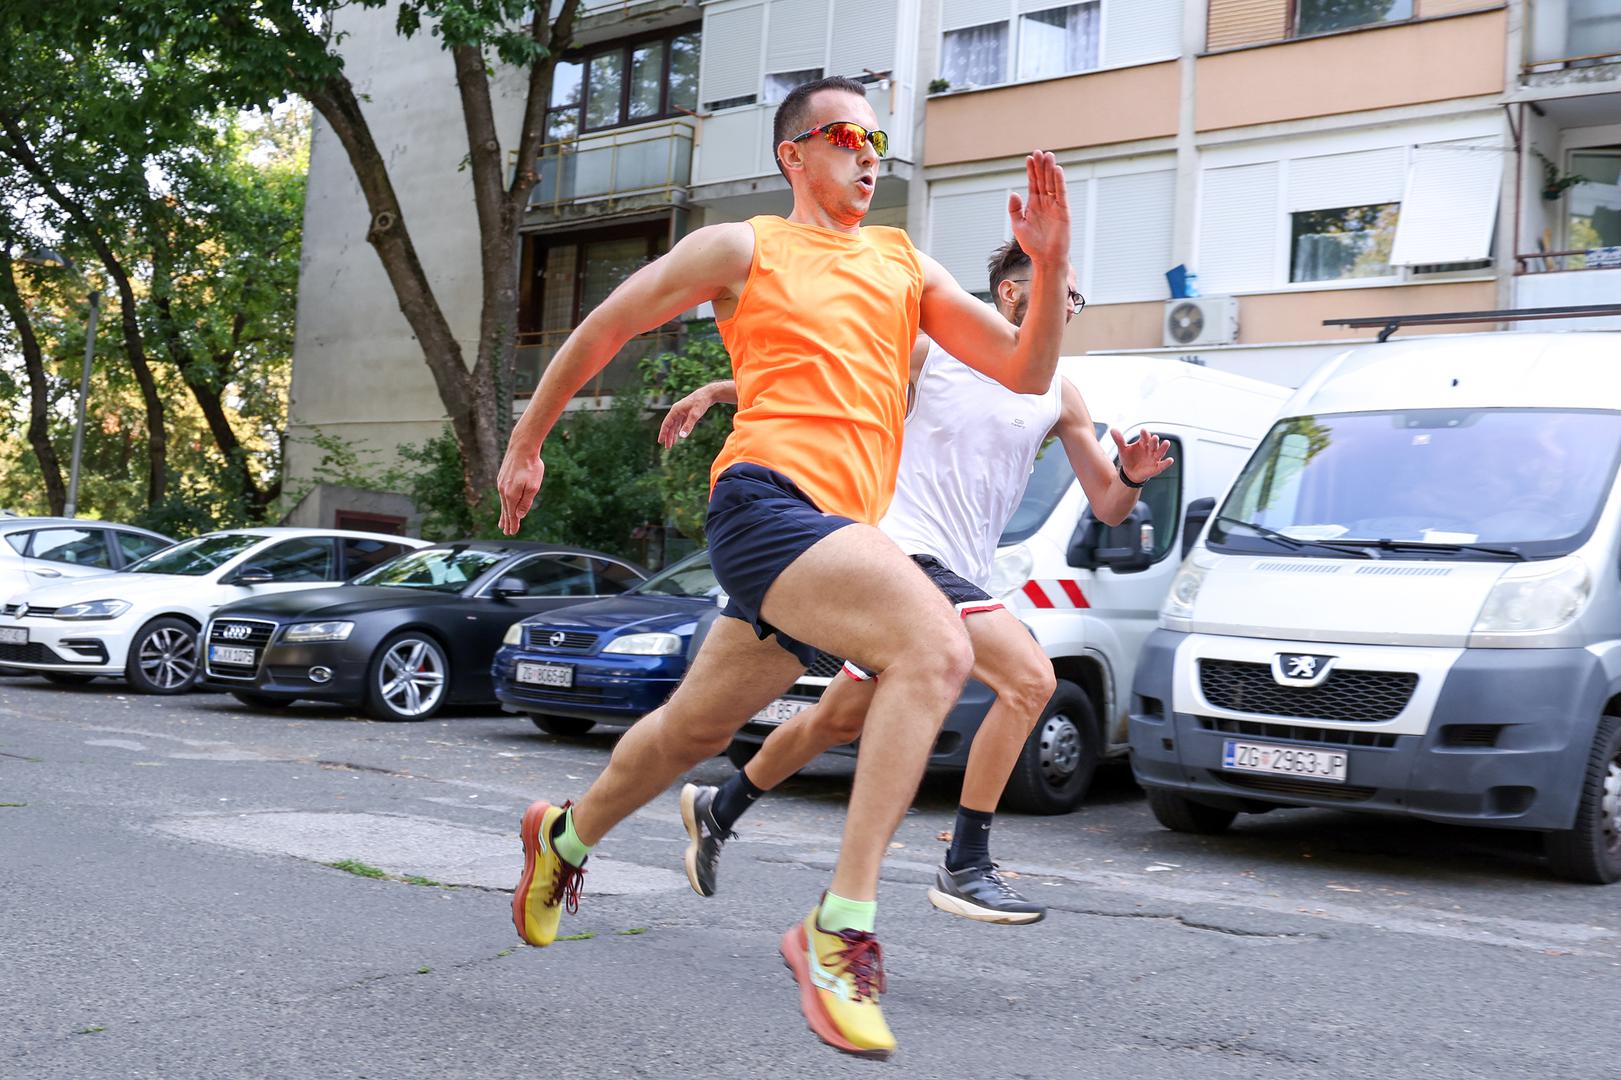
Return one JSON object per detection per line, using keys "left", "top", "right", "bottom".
{"left": 788, "top": 120, "right": 889, "bottom": 158}
{"left": 1008, "top": 278, "right": 1086, "bottom": 313}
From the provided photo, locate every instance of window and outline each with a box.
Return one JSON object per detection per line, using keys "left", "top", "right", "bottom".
{"left": 942, "top": 22, "right": 1009, "bottom": 87}
{"left": 1017, "top": 4, "right": 1099, "bottom": 82}
{"left": 252, "top": 538, "right": 336, "bottom": 582}
{"left": 1567, "top": 149, "right": 1621, "bottom": 263}
{"left": 1137, "top": 436, "right": 1183, "bottom": 562}
{"left": 4, "top": 532, "right": 26, "bottom": 554}
{"left": 26, "top": 528, "right": 112, "bottom": 568}
{"left": 1289, "top": 204, "right": 1399, "bottom": 283}
{"left": 334, "top": 510, "right": 405, "bottom": 535}
{"left": 354, "top": 548, "right": 505, "bottom": 592}
{"left": 343, "top": 538, "right": 407, "bottom": 578}
{"left": 1296, "top": 0, "right": 1411, "bottom": 37}
{"left": 764, "top": 68, "right": 823, "bottom": 106}
{"left": 504, "top": 554, "right": 599, "bottom": 597}
{"left": 128, "top": 534, "right": 260, "bottom": 576}
{"left": 566, "top": 29, "right": 700, "bottom": 134}
{"left": 116, "top": 531, "right": 168, "bottom": 565}
{"left": 591, "top": 558, "right": 643, "bottom": 594}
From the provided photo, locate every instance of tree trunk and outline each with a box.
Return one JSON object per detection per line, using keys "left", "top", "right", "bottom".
{"left": 0, "top": 250, "right": 67, "bottom": 514}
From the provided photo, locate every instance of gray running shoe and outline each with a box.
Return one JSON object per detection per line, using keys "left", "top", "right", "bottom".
{"left": 679, "top": 783, "right": 733, "bottom": 898}
{"left": 926, "top": 863, "right": 1046, "bottom": 924}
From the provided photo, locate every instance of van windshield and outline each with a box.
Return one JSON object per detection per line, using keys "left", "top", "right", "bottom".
{"left": 1000, "top": 424, "right": 1107, "bottom": 545}
{"left": 1211, "top": 409, "right": 1621, "bottom": 560}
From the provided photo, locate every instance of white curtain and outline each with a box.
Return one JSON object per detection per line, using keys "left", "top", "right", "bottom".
{"left": 941, "top": 22, "right": 1008, "bottom": 87}
{"left": 1018, "top": 3, "right": 1100, "bottom": 82}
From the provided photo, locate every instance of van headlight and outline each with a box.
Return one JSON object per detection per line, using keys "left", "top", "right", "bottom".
{"left": 283, "top": 621, "right": 354, "bottom": 643}
{"left": 503, "top": 623, "right": 526, "bottom": 646}
{"left": 1161, "top": 556, "right": 1210, "bottom": 622}
{"left": 601, "top": 632, "right": 682, "bottom": 656}
{"left": 53, "top": 599, "right": 130, "bottom": 620}
{"left": 986, "top": 544, "right": 1033, "bottom": 599}
{"left": 1473, "top": 557, "right": 1591, "bottom": 634}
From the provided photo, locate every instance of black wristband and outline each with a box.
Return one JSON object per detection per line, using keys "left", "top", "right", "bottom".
{"left": 1117, "top": 461, "right": 1145, "bottom": 489}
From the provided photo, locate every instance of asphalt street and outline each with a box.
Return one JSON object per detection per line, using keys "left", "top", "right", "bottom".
{"left": 3, "top": 677, "right": 1616, "bottom": 1080}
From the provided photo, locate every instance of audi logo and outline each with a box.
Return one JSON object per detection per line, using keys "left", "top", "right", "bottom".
{"left": 220, "top": 624, "right": 252, "bottom": 641}
{"left": 549, "top": 630, "right": 567, "bottom": 648}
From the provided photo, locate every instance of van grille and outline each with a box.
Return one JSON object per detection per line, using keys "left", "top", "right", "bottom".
{"left": 1199, "top": 717, "right": 1397, "bottom": 750}
{"left": 1199, "top": 660, "right": 1415, "bottom": 723}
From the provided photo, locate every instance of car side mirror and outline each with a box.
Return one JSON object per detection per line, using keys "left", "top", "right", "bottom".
{"left": 1182, "top": 497, "right": 1216, "bottom": 559}
{"left": 492, "top": 575, "right": 526, "bottom": 600}
{"left": 229, "top": 565, "right": 274, "bottom": 586}
{"left": 1095, "top": 501, "right": 1157, "bottom": 575}
{"left": 1066, "top": 508, "right": 1104, "bottom": 569}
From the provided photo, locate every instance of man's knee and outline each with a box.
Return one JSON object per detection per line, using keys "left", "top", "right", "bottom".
{"left": 991, "top": 656, "right": 1058, "bottom": 724}
{"left": 809, "top": 689, "right": 868, "bottom": 745}
{"left": 891, "top": 620, "right": 973, "bottom": 696}
{"left": 656, "top": 701, "right": 742, "bottom": 761}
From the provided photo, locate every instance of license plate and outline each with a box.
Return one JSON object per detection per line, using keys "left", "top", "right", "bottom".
{"left": 517, "top": 661, "right": 574, "bottom": 688}
{"left": 751, "top": 698, "right": 808, "bottom": 727}
{"left": 0, "top": 627, "right": 27, "bottom": 646}
{"left": 1222, "top": 740, "right": 1347, "bottom": 783}
{"left": 209, "top": 645, "right": 257, "bottom": 666}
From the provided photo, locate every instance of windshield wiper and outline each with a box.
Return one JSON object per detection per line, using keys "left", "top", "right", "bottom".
{"left": 1213, "top": 516, "right": 1374, "bottom": 558}
{"left": 1319, "top": 538, "right": 1526, "bottom": 561}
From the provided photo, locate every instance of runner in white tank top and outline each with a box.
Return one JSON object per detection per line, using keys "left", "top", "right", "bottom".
{"left": 662, "top": 240, "right": 1172, "bottom": 923}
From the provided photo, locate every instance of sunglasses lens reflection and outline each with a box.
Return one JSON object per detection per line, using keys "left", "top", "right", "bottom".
{"left": 822, "top": 123, "right": 888, "bottom": 158}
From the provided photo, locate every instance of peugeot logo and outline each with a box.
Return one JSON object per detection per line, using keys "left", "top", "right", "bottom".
{"left": 221, "top": 624, "right": 252, "bottom": 641}
{"left": 549, "top": 630, "right": 567, "bottom": 648}
{"left": 1272, "top": 652, "right": 1335, "bottom": 687}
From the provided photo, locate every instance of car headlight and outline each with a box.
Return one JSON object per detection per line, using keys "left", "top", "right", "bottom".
{"left": 503, "top": 622, "right": 526, "bottom": 645}
{"left": 985, "top": 544, "right": 1033, "bottom": 599}
{"left": 1160, "top": 556, "right": 1210, "bottom": 622}
{"left": 601, "top": 632, "right": 682, "bottom": 656}
{"left": 283, "top": 621, "right": 355, "bottom": 643}
{"left": 53, "top": 599, "right": 131, "bottom": 620}
{"left": 1473, "top": 557, "right": 1591, "bottom": 634}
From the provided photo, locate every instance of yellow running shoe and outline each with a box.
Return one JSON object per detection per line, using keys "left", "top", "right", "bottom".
{"left": 780, "top": 907, "right": 896, "bottom": 1059}
{"left": 511, "top": 800, "right": 586, "bottom": 946}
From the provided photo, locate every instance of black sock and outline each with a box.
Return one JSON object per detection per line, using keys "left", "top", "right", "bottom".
{"left": 945, "top": 806, "right": 995, "bottom": 871}
{"left": 709, "top": 769, "right": 766, "bottom": 832}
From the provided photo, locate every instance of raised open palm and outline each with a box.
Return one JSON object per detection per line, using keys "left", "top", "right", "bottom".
{"left": 1007, "top": 151, "right": 1070, "bottom": 268}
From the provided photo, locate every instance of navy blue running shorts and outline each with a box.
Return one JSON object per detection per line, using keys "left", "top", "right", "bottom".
{"left": 705, "top": 462, "right": 857, "bottom": 666}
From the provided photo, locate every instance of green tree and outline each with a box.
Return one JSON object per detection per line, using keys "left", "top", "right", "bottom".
{"left": 639, "top": 322, "right": 735, "bottom": 539}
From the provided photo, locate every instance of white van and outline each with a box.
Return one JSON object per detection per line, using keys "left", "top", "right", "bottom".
{"left": 1129, "top": 332, "right": 1621, "bottom": 883}
{"left": 731, "top": 354, "right": 1291, "bottom": 813}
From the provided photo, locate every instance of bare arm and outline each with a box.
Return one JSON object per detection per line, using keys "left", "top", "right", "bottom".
{"left": 1053, "top": 377, "right": 1172, "bottom": 528}
{"left": 918, "top": 152, "right": 1070, "bottom": 395}
{"left": 658, "top": 379, "right": 737, "bottom": 447}
{"left": 498, "top": 222, "right": 753, "bottom": 533}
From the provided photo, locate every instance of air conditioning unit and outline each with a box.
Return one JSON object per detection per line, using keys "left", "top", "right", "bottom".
{"left": 1163, "top": 297, "right": 1239, "bottom": 347}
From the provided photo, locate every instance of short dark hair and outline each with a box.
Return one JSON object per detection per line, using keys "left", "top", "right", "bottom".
{"left": 772, "top": 75, "right": 869, "bottom": 180}
{"left": 987, "top": 238, "right": 1032, "bottom": 298}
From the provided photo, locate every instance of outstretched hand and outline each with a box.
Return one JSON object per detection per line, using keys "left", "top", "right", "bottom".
{"left": 496, "top": 449, "right": 545, "bottom": 536}
{"left": 1007, "top": 150, "right": 1070, "bottom": 268}
{"left": 1111, "top": 429, "right": 1173, "bottom": 486}
{"left": 658, "top": 386, "right": 718, "bottom": 449}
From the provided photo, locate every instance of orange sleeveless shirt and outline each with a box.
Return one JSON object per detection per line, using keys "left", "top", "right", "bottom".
{"left": 710, "top": 216, "right": 925, "bottom": 524}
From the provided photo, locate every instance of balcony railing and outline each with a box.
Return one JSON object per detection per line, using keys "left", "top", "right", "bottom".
{"left": 1526, "top": 2, "right": 1621, "bottom": 70}
{"left": 1515, "top": 247, "right": 1621, "bottom": 273}
{"left": 514, "top": 326, "right": 683, "bottom": 399}
{"left": 530, "top": 120, "right": 694, "bottom": 216}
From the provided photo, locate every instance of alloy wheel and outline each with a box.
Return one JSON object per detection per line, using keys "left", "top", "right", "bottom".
{"left": 139, "top": 627, "right": 197, "bottom": 690}
{"left": 379, "top": 639, "right": 445, "bottom": 718}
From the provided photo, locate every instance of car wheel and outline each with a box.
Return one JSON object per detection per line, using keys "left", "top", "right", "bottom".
{"left": 1545, "top": 715, "right": 1621, "bottom": 884}
{"left": 1000, "top": 680, "right": 1100, "bottom": 815}
{"left": 529, "top": 714, "right": 596, "bottom": 737}
{"left": 1145, "top": 786, "right": 1239, "bottom": 835}
{"left": 724, "top": 740, "right": 759, "bottom": 771}
{"left": 365, "top": 632, "right": 448, "bottom": 722}
{"left": 231, "top": 690, "right": 297, "bottom": 710}
{"left": 124, "top": 617, "right": 200, "bottom": 695}
{"left": 43, "top": 671, "right": 97, "bottom": 686}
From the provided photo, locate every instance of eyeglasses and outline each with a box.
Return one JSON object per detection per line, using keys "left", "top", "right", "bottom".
{"left": 788, "top": 121, "right": 889, "bottom": 159}
{"left": 1008, "top": 279, "right": 1086, "bottom": 313}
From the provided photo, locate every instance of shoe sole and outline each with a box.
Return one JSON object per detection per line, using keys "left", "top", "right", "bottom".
{"left": 512, "top": 800, "right": 552, "bottom": 945}
{"left": 926, "top": 886, "right": 1045, "bottom": 925}
{"left": 678, "top": 783, "right": 712, "bottom": 898}
{"left": 779, "top": 923, "right": 893, "bottom": 1060}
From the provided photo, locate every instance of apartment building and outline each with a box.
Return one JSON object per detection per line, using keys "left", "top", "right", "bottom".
{"left": 283, "top": 0, "right": 1620, "bottom": 522}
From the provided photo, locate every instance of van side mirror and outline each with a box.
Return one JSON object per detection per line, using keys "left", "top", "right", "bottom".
{"left": 1095, "top": 502, "right": 1157, "bottom": 575}
{"left": 491, "top": 575, "right": 526, "bottom": 600}
{"left": 229, "top": 565, "right": 274, "bottom": 586}
{"left": 1066, "top": 509, "right": 1103, "bottom": 569}
{"left": 1182, "top": 497, "right": 1217, "bottom": 559}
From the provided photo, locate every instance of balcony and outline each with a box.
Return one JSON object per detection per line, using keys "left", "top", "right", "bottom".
{"left": 528, "top": 119, "right": 695, "bottom": 226}
{"left": 1525, "top": 1, "right": 1621, "bottom": 77}
{"left": 514, "top": 326, "right": 684, "bottom": 400}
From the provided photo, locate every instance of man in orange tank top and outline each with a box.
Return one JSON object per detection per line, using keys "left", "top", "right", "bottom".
{"left": 496, "top": 75, "right": 1073, "bottom": 1059}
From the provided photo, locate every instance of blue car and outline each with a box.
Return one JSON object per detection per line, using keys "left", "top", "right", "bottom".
{"left": 493, "top": 549, "right": 725, "bottom": 736}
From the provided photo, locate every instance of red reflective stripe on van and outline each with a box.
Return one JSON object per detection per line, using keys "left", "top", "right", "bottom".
{"left": 1021, "top": 580, "right": 1053, "bottom": 608}
{"left": 1056, "top": 579, "right": 1089, "bottom": 608}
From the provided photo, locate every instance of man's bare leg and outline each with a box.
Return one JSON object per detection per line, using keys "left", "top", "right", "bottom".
{"left": 956, "top": 609, "right": 1057, "bottom": 813}
{"left": 744, "top": 674, "right": 877, "bottom": 790}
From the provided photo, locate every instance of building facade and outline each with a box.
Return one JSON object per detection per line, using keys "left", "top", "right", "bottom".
{"left": 284, "top": 0, "right": 1621, "bottom": 524}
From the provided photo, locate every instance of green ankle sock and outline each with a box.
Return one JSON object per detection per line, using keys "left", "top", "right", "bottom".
{"left": 552, "top": 807, "right": 592, "bottom": 867}
{"left": 817, "top": 891, "right": 877, "bottom": 934}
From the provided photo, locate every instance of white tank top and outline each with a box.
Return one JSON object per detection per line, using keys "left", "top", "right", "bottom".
{"left": 879, "top": 343, "right": 1064, "bottom": 588}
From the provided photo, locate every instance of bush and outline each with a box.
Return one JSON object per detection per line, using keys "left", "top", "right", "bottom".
{"left": 639, "top": 322, "right": 734, "bottom": 539}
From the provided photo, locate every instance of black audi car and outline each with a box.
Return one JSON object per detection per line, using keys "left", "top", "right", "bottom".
{"left": 198, "top": 541, "right": 648, "bottom": 721}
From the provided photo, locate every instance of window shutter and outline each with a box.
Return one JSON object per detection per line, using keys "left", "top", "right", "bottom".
{"left": 701, "top": 5, "right": 765, "bottom": 105}
{"left": 1067, "top": 178, "right": 1090, "bottom": 294}
{"left": 1198, "top": 162, "right": 1280, "bottom": 293}
{"left": 830, "top": 0, "right": 897, "bottom": 76}
{"left": 944, "top": 0, "right": 1006, "bottom": 31}
{"left": 1286, "top": 147, "right": 1405, "bottom": 211}
{"left": 1206, "top": 0, "right": 1288, "bottom": 50}
{"left": 766, "top": 0, "right": 830, "bottom": 72}
{"left": 930, "top": 189, "right": 1011, "bottom": 296}
{"left": 1102, "top": 0, "right": 1184, "bottom": 67}
{"left": 1090, "top": 170, "right": 1176, "bottom": 303}
{"left": 1389, "top": 140, "right": 1504, "bottom": 266}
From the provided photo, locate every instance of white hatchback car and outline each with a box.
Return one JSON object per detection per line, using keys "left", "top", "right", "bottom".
{"left": 0, "top": 527, "right": 425, "bottom": 693}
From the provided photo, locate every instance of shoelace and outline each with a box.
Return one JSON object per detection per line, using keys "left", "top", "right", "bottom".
{"left": 550, "top": 859, "right": 586, "bottom": 915}
{"left": 981, "top": 865, "right": 1022, "bottom": 900}
{"left": 824, "top": 930, "right": 886, "bottom": 1002}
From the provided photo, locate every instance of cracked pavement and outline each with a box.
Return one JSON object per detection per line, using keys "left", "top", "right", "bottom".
{"left": 2, "top": 678, "right": 1617, "bottom": 1079}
